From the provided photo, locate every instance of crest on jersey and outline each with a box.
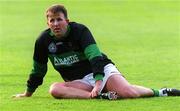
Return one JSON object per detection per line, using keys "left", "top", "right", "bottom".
{"left": 48, "top": 42, "right": 57, "bottom": 53}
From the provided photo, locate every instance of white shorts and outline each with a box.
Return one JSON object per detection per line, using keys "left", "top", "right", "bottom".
{"left": 75, "top": 63, "right": 121, "bottom": 92}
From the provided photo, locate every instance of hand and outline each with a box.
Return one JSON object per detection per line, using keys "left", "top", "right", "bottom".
{"left": 12, "top": 91, "right": 33, "bottom": 98}
{"left": 90, "top": 80, "right": 103, "bottom": 98}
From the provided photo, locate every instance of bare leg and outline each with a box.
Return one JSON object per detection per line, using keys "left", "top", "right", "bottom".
{"left": 104, "top": 74, "right": 154, "bottom": 98}
{"left": 49, "top": 81, "right": 93, "bottom": 99}
{"left": 131, "top": 85, "right": 154, "bottom": 97}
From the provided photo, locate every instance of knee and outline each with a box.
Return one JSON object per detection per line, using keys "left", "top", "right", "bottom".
{"left": 119, "top": 85, "right": 140, "bottom": 98}
{"left": 49, "top": 82, "right": 64, "bottom": 98}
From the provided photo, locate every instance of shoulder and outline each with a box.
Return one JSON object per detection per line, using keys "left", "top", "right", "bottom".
{"left": 68, "top": 22, "right": 92, "bottom": 39}
{"left": 35, "top": 28, "right": 51, "bottom": 43}
{"left": 69, "top": 22, "right": 89, "bottom": 31}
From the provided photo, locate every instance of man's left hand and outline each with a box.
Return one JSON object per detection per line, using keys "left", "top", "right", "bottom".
{"left": 90, "top": 80, "right": 103, "bottom": 98}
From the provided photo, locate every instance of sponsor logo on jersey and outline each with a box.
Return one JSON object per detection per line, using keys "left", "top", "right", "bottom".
{"left": 48, "top": 42, "right": 57, "bottom": 53}
{"left": 54, "top": 54, "right": 79, "bottom": 66}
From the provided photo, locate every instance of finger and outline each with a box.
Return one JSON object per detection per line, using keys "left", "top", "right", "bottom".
{"left": 12, "top": 94, "right": 24, "bottom": 98}
{"left": 12, "top": 95, "right": 19, "bottom": 99}
{"left": 90, "top": 91, "right": 95, "bottom": 98}
{"left": 90, "top": 92, "right": 93, "bottom": 98}
{"left": 92, "top": 90, "right": 98, "bottom": 98}
{"left": 12, "top": 95, "right": 16, "bottom": 98}
{"left": 90, "top": 91, "right": 94, "bottom": 98}
{"left": 12, "top": 94, "right": 20, "bottom": 98}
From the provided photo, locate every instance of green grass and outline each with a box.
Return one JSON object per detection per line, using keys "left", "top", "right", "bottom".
{"left": 0, "top": 0, "right": 180, "bottom": 111}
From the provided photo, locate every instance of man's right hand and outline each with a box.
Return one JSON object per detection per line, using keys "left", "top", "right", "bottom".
{"left": 12, "top": 91, "right": 33, "bottom": 98}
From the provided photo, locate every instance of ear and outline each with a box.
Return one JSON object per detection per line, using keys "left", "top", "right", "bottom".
{"left": 66, "top": 19, "right": 69, "bottom": 23}
{"left": 47, "top": 20, "right": 50, "bottom": 27}
{"left": 46, "top": 17, "right": 50, "bottom": 27}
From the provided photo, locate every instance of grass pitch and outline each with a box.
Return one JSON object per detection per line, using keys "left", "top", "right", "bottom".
{"left": 0, "top": 0, "right": 180, "bottom": 111}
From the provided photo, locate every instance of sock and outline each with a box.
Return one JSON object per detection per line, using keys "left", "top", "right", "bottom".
{"left": 152, "top": 88, "right": 168, "bottom": 97}
{"left": 152, "top": 89, "right": 160, "bottom": 97}
{"left": 158, "top": 88, "right": 168, "bottom": 97}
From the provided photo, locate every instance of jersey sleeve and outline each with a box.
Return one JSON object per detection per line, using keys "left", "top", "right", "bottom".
{"left": 27, "top": 37, "right": 48, "bottom": 93}
{"left": 79, "top": 26, "right": 106, "bottom": 81}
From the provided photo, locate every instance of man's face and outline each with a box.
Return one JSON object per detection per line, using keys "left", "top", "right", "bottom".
{"left": 47, "top": 12, "right": 69, "bottom": 38}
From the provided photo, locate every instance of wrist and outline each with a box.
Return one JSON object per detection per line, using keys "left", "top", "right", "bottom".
{"left": 95, "top": 80, "right": 103, "bottom": 86}
{"left": 94, "top": 74, "right": 103, "bottom": 81}
{"left": 25, "top": 90, "right": 33, "bottom": 97}
{"left": 95, "top": 79, "right": 103, "bottom": 83}
{"left": 27, "top": 87, "right": 36, "bottom": 93}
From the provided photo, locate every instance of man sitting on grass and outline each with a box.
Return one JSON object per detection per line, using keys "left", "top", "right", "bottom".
{"left": 13, "top": 4, "right": 180, "bottom": 100}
